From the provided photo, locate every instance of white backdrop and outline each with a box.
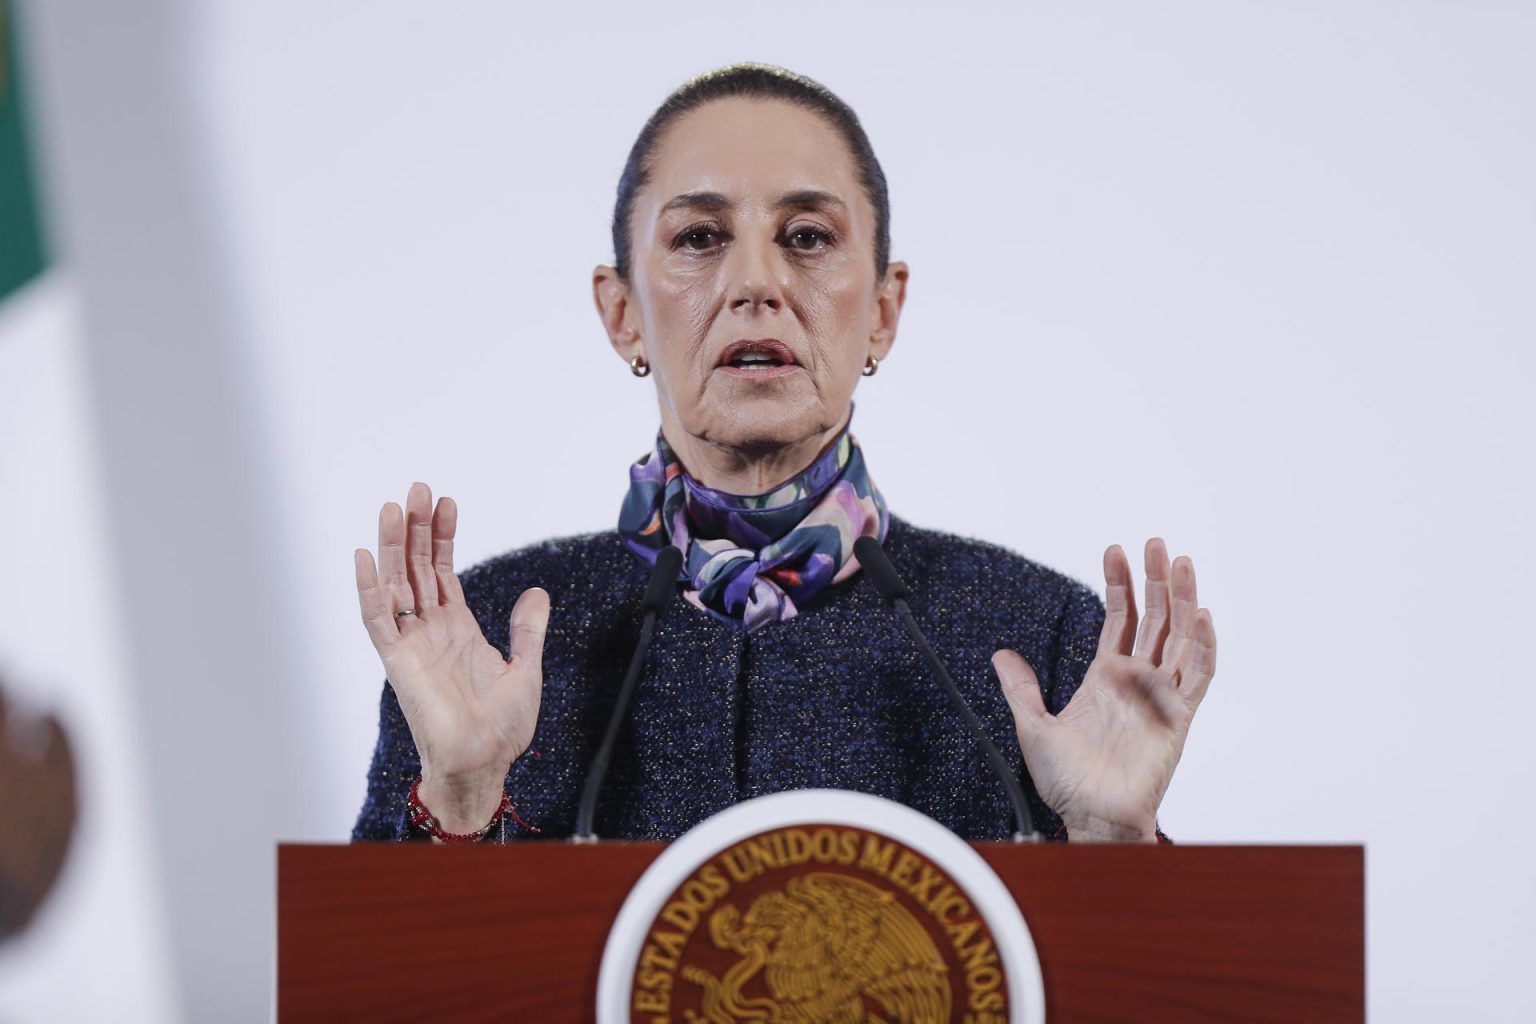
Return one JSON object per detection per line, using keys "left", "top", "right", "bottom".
{"left": 10, "top": 1, "right": 1533, "bottom": 1020}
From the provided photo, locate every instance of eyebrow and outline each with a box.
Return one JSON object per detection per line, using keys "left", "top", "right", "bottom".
{"left": 660, "top": 189, "right": 848, "bottom": 215}
{"left": 777, "top": 189, "right": 847, "bottom": 212}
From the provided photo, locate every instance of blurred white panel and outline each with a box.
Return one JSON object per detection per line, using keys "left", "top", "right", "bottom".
{"left": 20, "top": 0, "right": 327, "bottom": 1018}
{"left": 0, "top": 273, "right": 178, "bottom": 1023}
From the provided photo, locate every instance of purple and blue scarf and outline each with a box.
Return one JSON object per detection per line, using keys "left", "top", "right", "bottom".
{"left": 618, "top": 422, "right": 889, "bottom": 633}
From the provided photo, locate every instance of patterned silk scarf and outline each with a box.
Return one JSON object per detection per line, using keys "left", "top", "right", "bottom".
{"left": 618, "top": 420, "right": 890, "bottom": 632}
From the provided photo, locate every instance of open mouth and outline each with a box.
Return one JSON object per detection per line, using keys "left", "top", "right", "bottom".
{"left": 727, "top": 352, "right": 789, "bottom": 370}
{"left": 718, "top": 339, "right": 798, "bottom": 373}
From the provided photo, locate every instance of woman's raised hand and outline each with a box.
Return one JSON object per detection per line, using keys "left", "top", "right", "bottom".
{"left": 993, "top": 539, "right": 1217, "bottom": 842}
{"left": 354, "top": 482, "right": 550, "bottom": 832}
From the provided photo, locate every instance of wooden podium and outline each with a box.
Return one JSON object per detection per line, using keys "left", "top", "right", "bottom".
{"left": 277, "top": 841, "right": 1362, "bottom": 1022}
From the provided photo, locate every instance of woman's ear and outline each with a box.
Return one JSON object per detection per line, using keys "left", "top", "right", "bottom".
{"left": 868, "top": 260, "right": 909, "bottom": 361}
{"left": 592, "top": 264, "right": 642, "bottom": 363}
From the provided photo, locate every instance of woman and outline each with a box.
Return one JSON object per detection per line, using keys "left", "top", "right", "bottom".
{"left": 351, "top": 63, "right": 1216, "bottom": 845}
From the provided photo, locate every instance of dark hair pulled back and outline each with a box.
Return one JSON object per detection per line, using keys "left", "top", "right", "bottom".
{"left": 611, "top": 62, "right": 890, "bottom": 281}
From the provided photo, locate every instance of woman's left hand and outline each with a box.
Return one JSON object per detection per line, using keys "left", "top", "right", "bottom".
{"left": 992, "top": 539, "right": 1217, "bottom": 842}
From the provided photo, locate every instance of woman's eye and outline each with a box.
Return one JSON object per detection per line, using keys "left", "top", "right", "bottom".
{"left": 680, "top": 228, "right": 723, "bottom": 251}
{"left": 786, "top": 228, "right": 831, "bottom": 251}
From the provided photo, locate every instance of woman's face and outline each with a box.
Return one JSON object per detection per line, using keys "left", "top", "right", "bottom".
{"left": 595, "top": 97, "right": 907, "bottom": 467}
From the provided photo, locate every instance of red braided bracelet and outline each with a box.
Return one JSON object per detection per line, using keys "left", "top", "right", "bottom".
{"left": 1051, "top": 822, "right": 1174, "bottom": 844}
{"left": 407, "top": 777, "right": 535, "bottom": 843}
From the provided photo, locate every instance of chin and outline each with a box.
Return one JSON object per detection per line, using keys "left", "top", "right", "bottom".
{"left": 702, "top": 399, "right": 840, "bottom": 454}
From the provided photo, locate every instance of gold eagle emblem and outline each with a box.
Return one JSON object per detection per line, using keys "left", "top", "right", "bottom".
{"left": 681, "top": 871, "right": 952, "bottom": 1023}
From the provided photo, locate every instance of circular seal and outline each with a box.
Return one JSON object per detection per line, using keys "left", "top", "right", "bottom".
{"left": 598, "top": 790, "right": 1045, "bottom": 1023}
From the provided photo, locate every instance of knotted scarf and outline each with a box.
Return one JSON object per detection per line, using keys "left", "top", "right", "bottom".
{"left": 618, "top": 421, "right": 889, "bottom": 632}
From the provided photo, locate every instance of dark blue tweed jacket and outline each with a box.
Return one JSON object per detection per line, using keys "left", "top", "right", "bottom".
{"left": 351, "top": 513, "right": 1104, "bottom": 843}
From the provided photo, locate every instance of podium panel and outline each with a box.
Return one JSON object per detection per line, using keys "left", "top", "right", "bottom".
{"left": 277, "top": 843, "right": 1362, "bottom": 1022}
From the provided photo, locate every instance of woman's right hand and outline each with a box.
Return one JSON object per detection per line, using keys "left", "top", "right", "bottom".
{"left": 354, "top": 482, "right": 549, "bottom": 832}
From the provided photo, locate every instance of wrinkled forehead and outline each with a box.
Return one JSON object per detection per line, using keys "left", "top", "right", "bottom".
{"left": 640, "top": 97, "right": 868, "bottom": 221}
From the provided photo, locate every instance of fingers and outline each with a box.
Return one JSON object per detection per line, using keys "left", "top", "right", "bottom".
{"left": 506, "top": 587, "right": 551, "bottom": 667}
{"left": 1180, "top": 608, "right": 1217, "bottom": 702}
{"left": 377, "top": 502, "right": 415, "bottom": 616}
{"left": 1098, "top": 544, "right": 1138, "bottom": 657}
{"left": 432, "top": 496, "right": 465, "bottom": 605}
{"left": 993, "top": 649, "right": 1052, "bottom": 744}
{"left": 1162, "top": 555, "right": 1199, "bottom": 674}
{"left": 354, "top": 547, "right": 398, "bottom": 650}
{"left": 373, "top": 485, "right": 460, "bottom": 629}
{"left": 1134, "top": 538, "right": 1172, "bottom": 664}
{"left": 405, "top": 482, "right": 440, "bottom": 610}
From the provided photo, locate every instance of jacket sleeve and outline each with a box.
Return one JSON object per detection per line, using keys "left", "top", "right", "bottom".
{"left": 349, "top": 680, "right": 421, "bottom": 842}
{"left": 1044, "top": 579, "right": 1105, "bottom": 714}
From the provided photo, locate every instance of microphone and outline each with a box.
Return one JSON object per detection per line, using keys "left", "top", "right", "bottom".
{"left": 572, "top": 546, "right": 683, "bottom": 842}
{"left": 853, "top": 536, "right": 1042, "bottom": 843}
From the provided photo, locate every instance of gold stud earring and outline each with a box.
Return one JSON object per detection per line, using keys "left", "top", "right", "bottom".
{"left": 630, "top": 355, "right": 651, "bottom": 377}
{"left": 862, "top": 355, "right": 879, "bottom": 376}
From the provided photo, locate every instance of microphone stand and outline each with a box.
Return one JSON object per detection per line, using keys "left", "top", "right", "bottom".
{"left": 854, "top": 536, "right": 1042, "bottom": 843}
{"left": 571, "top": 546, "right": 682, "bottom": 842}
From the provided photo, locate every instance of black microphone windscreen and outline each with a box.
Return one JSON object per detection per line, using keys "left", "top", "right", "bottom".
{"left": 853, "top": 536, "right": 908, "bottom": 601}
{"left": 642, "top": 546, "right": 683, "bottom": 614}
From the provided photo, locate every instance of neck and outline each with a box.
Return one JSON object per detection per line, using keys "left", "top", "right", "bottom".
{"left": 660, "top": 413, "right": 851, "bottom": 495}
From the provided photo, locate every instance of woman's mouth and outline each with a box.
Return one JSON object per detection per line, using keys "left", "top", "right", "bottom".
{"left": 716, "top": 339, "right": 801, "bottom": 379}
{"left": 719, "top": 362, "right": 800, "bottom": 380}
{"left": 728, "top": 352, "right": 788, "bottom": 369}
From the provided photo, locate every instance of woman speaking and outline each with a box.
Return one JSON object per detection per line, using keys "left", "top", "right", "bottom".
{"left": 350, "top": 63, "right": 1217, "bottom": 845}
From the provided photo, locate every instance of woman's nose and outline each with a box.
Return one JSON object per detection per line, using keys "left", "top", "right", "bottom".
{"left": 725, "top": 235, "right": 783, "bottom": 312}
